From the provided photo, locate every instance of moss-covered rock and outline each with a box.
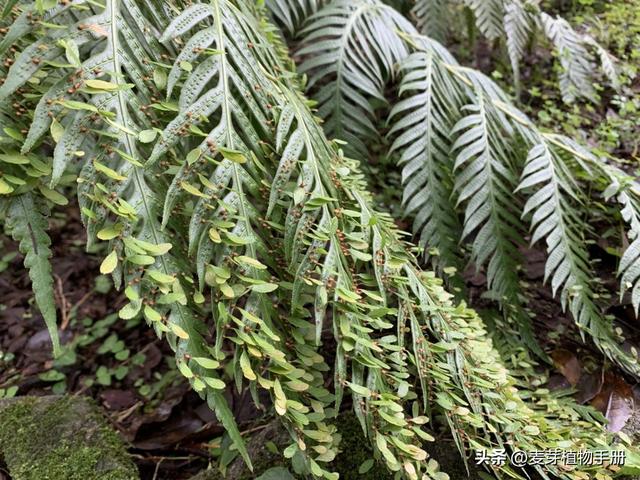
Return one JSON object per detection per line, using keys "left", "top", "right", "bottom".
{"left": 0, "top": 395, "right": 138, "bottom": 480}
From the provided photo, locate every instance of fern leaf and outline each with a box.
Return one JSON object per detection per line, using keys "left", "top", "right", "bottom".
{"left": 462, "top": 0, "right": 504, "bottom": 40}
{"left": 266, "top": 0, "right": 323, "bottom": 34}
{"left": 540, "top": 12, "right": 596, "bottom": 103}
{"left": 411, "top": 0, "right": 449, "bottom": 41}
{"left": 2, "top": 2, "right": 635, "bottom": 479}
{"left": 388, "top": 39, "right": 464, "bottom": 270}
{"left": 504, "top": 0, "right": 534, "bottom": 93}
{"left": 606, "top": 179, "right": 640, "bottom": 313}
{"left": 154, "top": 3, "right": 342, "bottom": 471}
{"left": 582, "top": 34, "right": 620, "bottom": 90}
{"left": 6, "top": 193, "right": 60, "bottom": 357}
{"left": 518, "top": 138, "right": 640, "bottom": 376}
{"left": 452, "top": 89, "right": 524, "bottom": 306}
{"left": 298, "top": 0, "right": 413, "bottom": 156}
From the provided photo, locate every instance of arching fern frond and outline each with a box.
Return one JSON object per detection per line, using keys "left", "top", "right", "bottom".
{"left": 0, "top": 0, "right": 254, "bottom": 465}
{"left": 503, "top": 0, "right": 535, "bottom": 93}
{"left": 517, "top": 136, "right": 640, "bottom": 376}
{"left": 4, "top": 193, "right": 60, "bottom": 357}
{"left": 388, "top": 38, "right": 464, "bottom": 270}
{"left": 451, "top": 86, "right": 527, "bottom": 316}
{"left": 405, "top": 0, "right": 619, "bottom": 103}
{"left": 2, "top": 1, "right": 639, "bottom": 479}
{"left": 151, "top": 3, "right": 638, "bottom": 478}
{"left": 297, "top": 0, "right": 414, "bottom": 156}
{"left": 410, "top": 0, "right": 449, "bottom": 42}
{"left": 266, "top": 0, "right": 323, "bottom": 35}
{"left": 605, "top": 177, "right": 640, "bottom": 315}
{"left": 461, "top": 0, "right": 504, "bottom": 40}
{"left": 539, "top": 12, "right": 597, "bottom": 103}
{"left": 582, "top": 33, "right": 620, "bottom": 91}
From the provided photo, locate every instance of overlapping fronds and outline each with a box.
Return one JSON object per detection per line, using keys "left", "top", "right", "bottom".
{"left": 410, "top": 0, "right": 618, "bottom": 102}
{"left": 387, "top": 40, "right": 463, "bottom": 270}
{"left": 0, "top": 0, "right": 253, "bottom": 464}
{"left": 2, "top": 1, "right": 639, "bottom": 479}
{"left": 410, "top": 45, "right": 638, "bottom": 375}
{"left": 297, "top": 0, "right": 414, "bottom": 156}
{"left": 266, "top": 0, "right": 323, "bottom": 35}
{"left": 517, "top": 136, "right": 640, "bottom": 375}
{"left": 298, "top": 0, "right": 640, "bottom": 377}
{"left": 152, "top": 2, "right": 636, "bottom": 479}
{"left": 131, "top": 3, "right": 637, "bottom": 478}
{"left": 411, "top": 0, "right": 448, "bottom": 42}
{"left": 0, "top": 0, "right": 166, "bottom": 354}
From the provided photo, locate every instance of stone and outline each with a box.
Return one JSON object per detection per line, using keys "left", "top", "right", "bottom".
{"left": 0, "top": 395, "right": 139, "bottom": 480}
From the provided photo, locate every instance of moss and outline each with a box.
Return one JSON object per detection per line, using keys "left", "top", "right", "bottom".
{"left": 0, "top": 396, "right": 138, "bottom": 480}
{"left": 330, "top": 413, "right": 392, "bottom": 480}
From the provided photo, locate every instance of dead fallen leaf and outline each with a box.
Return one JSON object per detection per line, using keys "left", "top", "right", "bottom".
{"left": 606, "top": 379, "right": 635, "bottom": 433}
{"left": 551, "top": 349, "right": 581, "bottom": 386}
{"left": 134, "top": 413, "right": 204, "bottom": 450}
{"left": 590, "top": 373, "right": 635, "bottom": 432}
{"left": 575, "top": 369, "right": 604, "bottom": 404}
{"left": 101, "top": 389, "right": 138, "bottom": 411}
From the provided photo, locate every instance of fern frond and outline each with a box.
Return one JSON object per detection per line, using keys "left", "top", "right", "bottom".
{"left": 411, "top": 0, "right": 449, "bottom": 41}
{"left": 2, "top": 2, "right": 637, "bottom": 479}
{"left": 539, "top": 12, "right": 597, "bottom": 103}
{"left": 266, "top": 0, "right": 323, "bottom": 34}
{"left": 5, "top": 193, "right": 60, "bottom": 357}
{"left": 582, "top": 33, "right": 620, "bottom": 90}
{"left": 503, "top": 0, "right": 534, "bottom": 93}
{"left": 452, "top": 89, "right": 524, "bottom": 307}
{"left": 1, "top": 0, "right": 253, "bottom": 463}
{"left": 388, "top": 39, "right": 464, "bottom": 270}
{"left": 605, "top": 178, "right": 640, "bottom": 314}
{"left": 517, "top": 137, "right": 640, "bottom": 376}
{"left": 402, "top": 0, "right": 620, "bottom": 103}
{"left": 297, "top": 0, "right": 414, "bottom": 156}
{"left": 156, "top": 4, "right": 630, "bottom": 478}
{"left": 461, "top": 0, "right": 504, "bottom": 40}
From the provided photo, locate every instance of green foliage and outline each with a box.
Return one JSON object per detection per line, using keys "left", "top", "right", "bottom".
{"left": 527, "top": 0, "right": 640, "bottom": 159}
{"left": 297, "top": 0, "right": 640, "bottom": 378}
{"left": 266, "top": 0, "right": 322, "bottom": 35}
{"left": 5, "top": 193, "right": 60, "bottom": 357}
{"left": 607, "top": 178, "right": 640, "bottom": 315}
{"left": 297, "top": 0, "right": 413, "bottom": 156}
{"left": 517, "top": 137, "right": 639, "bottom": 374}
{"left": 388, "top": 42, "right": 463, "bottom": 271}
{"left": 1, "top": 1, "right": 639, "bottom": 479}
{"left": 410, "top": 0, "right": 619, "bottom": 102}
{"left": 411, "top": 0, "right": 448, "bottom": 41}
